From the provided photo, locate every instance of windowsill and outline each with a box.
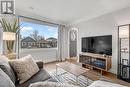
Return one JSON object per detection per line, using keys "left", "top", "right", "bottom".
{"left": 20, "top": 48, "right": 58, "bottom": 51}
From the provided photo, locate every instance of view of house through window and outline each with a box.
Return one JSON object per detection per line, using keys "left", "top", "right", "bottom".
{"left": 20, "top": 21, "right": 58, "bottom": 49}
{"left": 19, "top": 21, "right": 58, "bottom": 62}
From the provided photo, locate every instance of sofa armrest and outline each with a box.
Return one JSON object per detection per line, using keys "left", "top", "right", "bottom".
{"left": 36, "top": 61, "right": 44, "bottom": 69}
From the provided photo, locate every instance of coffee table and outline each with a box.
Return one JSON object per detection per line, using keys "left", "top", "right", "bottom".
{"left": 56, "top": 62, "right": 89, "bottom": 85}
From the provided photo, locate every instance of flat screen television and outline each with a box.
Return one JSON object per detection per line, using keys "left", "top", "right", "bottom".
{"left": 82, "top": 35, "right": 112, "bottom": 55}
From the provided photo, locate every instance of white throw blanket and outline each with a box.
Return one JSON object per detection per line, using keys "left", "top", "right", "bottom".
{"left": 87, "top": 80, "right": 127, "bottom": 87}
{"left": 29, "top": 81, "right": 80, "bottom": 87}
{"left": 30, "top": 80, "right": 127, "bottom": 87}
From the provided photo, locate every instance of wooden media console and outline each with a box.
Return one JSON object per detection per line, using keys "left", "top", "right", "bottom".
{"left": 79, "top": 53, "right": 112, "bottom": 74}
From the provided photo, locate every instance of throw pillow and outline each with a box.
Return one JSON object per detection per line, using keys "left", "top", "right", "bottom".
{"left": 0, "top": 55, "right": 16, "bottom": 84}
{"left": 29, "top": 82, "right": 80, "bottom": 87}
{"left": 0, "top": 68, "right": 15, "bottom": 87}
{"left": 10, "top": 55, "right": 39, "bottom": 84}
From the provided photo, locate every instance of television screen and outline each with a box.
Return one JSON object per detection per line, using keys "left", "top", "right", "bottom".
{"left": 82, "top": 35, "right": 112, "bottom": 55}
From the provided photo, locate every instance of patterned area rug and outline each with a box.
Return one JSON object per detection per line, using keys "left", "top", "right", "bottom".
{"left": 50, "top": 69, "right": 93, "bottom": 87}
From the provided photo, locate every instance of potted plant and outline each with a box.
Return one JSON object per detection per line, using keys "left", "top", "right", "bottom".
{"left": 0, "top": 18, "right": 19, "bottom": 54}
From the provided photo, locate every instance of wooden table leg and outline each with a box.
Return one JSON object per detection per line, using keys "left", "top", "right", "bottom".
{"left": 100, "top": 70, "right": 103, "bottom": 78}
{"left": 76, "top": 76, "right": 79, "bottom": 85}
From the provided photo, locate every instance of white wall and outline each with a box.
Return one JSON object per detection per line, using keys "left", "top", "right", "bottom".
{"left": 16, "top": 9, "right": 67, "bottom": 25}
{"left": 72, "top": 6, "right": 130, "bottom": 74}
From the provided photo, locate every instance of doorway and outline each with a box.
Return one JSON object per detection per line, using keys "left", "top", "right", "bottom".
{"left": 69, "top": 28, "right": 78, "bottom": 58}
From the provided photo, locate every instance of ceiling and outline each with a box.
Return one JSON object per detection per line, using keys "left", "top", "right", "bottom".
{"left": 16, "top": 0, "right": 130, "bottom": 24}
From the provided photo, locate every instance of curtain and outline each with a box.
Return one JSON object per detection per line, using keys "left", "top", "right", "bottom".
{"left": 0, "top": 27, "right": 2, "bottom": 55}
{"left": 57, "top": 25, "right": 66, "bottom": 61}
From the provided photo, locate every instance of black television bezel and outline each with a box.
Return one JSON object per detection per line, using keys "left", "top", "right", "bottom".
{"left": 81, "top": 35, "right": 112, "bottom": 55}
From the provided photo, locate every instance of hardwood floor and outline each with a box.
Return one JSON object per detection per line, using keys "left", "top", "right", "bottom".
{"left": 44, "top": 58, "right": 130, "bottom": 86}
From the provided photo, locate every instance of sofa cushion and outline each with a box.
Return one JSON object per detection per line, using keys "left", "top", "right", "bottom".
{"left": 29, "top": 81, "right": 79, "bottom": 87}
{"left": 0, "top": 55, "right": 16, "bottom": 84}
{"left": 0, "top": 68, "right": 15, "bottom": 87}
{"left": 16, "top": 69, "right": 52, "bottom": 87}
{"left": 10, "top": 55, "right": 39, "bottom": 84}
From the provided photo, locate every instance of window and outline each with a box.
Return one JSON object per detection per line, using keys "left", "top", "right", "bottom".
{"left": 20, "top": 21, "right": 58, "bottom": 49}
{"left": 19, "top": 18, "right": 59, "bottom": 62}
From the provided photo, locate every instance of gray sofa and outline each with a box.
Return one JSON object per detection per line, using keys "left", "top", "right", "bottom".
{"left": 0, "top": 56, "right": 56, "bottom": 87}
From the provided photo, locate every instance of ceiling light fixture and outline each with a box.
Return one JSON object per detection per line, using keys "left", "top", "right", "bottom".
{"left": 29, "top": 6, "right": 34, "bottom": 10}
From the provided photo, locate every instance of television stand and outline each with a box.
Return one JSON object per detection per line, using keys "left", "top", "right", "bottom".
{"left": 79, "top": 52, "right": 112, "bottom": 75}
